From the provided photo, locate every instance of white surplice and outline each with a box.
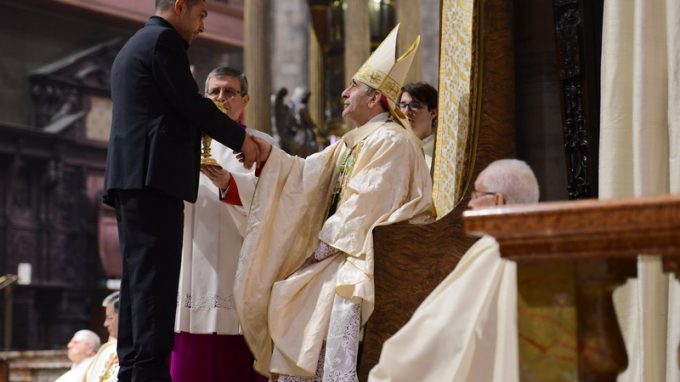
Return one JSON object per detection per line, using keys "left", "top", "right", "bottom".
{"left": 175, "top": 136, "right": 258, "bottom": 334}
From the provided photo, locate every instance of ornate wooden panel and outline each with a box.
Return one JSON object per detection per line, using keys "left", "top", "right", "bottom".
{"left": 1, "top": 56, "right": 110, "bottom": 348}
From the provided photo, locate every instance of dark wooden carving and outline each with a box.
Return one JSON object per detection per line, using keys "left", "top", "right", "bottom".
{"left": 553, "top": 0, "right": 604, "bottom": 199}
{"left": 464, "top": 194, "right": 680, "bottom": 381}
{"left": 29, "top": 39, "right": 120, "bottom": 136}
{"left": 0, "top": 132, "right": 107, "bottom": 349}
{"left": 358, "top": 0, "right": 516, "bottom": 378}
{"left": 0, "top": 39, "right": 115, "bottom": 349}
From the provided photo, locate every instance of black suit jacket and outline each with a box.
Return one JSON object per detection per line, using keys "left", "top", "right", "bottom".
{"left": 103, "top": 16, "right": 246, "bottom": 205}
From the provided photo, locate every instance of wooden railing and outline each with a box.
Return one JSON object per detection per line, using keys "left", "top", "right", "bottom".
{"left": 0, "top": 275, "right": 18, "bottom": 352}
{"left": 463, "top": 194, "right": 680, "bottom": 381}
{"left": 0, "top": 275, "right": 18, "bottom": 382}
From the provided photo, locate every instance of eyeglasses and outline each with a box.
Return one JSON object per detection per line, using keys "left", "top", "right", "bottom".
{"left": 471, "top": 190, "right": 498, "bottom": 199}
{"left": 396, "top": 101, "right": 424, "bottom": 112}
{"left": 207, "top": 87, "right": 241, "bottom": 101}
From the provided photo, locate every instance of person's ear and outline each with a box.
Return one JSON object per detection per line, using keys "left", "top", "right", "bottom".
{"left": 368, "top": 92, "right": 380, "bottom": 107}
{"left": 430, "top": 108, "right": 438, "bottom": 120}
{"left": 494, "top": 193, "right": 505, "bottom": 206}
{"left": 173, "top": 0, "right": 186, "bottom": 15}
{"left": 241, "top": 94, "right": 250, "bottom": 107}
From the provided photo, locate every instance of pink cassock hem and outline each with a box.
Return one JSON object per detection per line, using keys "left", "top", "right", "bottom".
{"left": 170, "top": 332, "right": 268, "bottom": 382}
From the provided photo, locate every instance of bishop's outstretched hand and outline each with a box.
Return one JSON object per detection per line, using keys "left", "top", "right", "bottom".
{"left": 237, "top": 133, "right": 260, "bottom": 169}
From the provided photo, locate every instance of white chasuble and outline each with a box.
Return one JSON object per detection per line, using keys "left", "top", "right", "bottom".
{"left": 234, "top": 117, "right": 433, "bottom": 378}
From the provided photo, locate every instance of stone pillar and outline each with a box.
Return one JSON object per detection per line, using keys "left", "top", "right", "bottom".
{"left": 343, "top": 0, "right": 370, "bottom": 130}
{"left": 420, "top": 0, "right": 441, "bottom": 87}
{"left": 308, "top": 26, "right": 325, "bottom": 133}
{"left": 344, "top": 0, "right": 370, "bottom": 87}
{"left": 397, "top": 0, "right": 423, "bottom": 84}
{"left": 271, "top": 0, "right": 309, "bottom": 94}
{"left": 244, "top": 0, "right": 272, "bottom": 133}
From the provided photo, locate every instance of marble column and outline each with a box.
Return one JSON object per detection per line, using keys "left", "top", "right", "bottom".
{"left": 244, "top": 0, "right": 272, "bottom": 134}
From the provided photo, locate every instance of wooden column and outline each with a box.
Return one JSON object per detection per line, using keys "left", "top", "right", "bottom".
{"left": 464, "top": 194, "right": 680, "bottom": 381}
{"left": 244, "top": 0, "right": 272, "bottom": 134}
{"left": 396, "top": 0, "right": 422, "bottom": 83}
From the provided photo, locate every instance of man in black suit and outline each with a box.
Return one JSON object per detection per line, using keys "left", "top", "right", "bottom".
{"left": 102, "top": 1, "right": 259, "bottom": 380}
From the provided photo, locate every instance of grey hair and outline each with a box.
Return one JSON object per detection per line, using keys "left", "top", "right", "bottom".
{"left": 478, "top": 159, "right": 540, "bottom": 204}
{"left": 73, "top": 329, "right": 101, "bottom": 352}
{"left": 102, "top": 291, "right": 120, "bottom": 314}
{"left": 361, "top": 83, "right": 388, "bottom": 112}
{"left": 155, "top": 0, "right": 202, "bottom": 11}
{"left": 204, "top": 66, "right": 248, "bottom": 96}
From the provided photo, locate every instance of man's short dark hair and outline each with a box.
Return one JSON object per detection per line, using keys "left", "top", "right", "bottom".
{"left": 204, "top": 66, "right": 249, "bottom": 96}
{"left": 400, "top": 82, "right": 438, "bottom": 110}
{"left": 156, "top": 0, "right": 202, "bottom": 11}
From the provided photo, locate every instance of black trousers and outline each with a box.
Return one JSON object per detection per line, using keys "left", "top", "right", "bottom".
{"left": 112, "top": 189, "right": 184, "bottom": 382}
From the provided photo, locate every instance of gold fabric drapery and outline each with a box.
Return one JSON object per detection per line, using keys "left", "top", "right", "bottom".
{"left": 431, "top": 0, "right": 477, "bottom": 217}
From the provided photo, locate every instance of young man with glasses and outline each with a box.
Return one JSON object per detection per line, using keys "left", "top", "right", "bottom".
{"left": 397, "top": 82, "right": 438, "bottom": 169}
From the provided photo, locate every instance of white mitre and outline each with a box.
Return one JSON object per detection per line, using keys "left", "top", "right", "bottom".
{"left": 352, "top": 24, "right": 420, "bottom": 127}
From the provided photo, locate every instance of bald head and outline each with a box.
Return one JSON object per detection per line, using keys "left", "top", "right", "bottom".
{"left": 468, "top": 159, "right": 539, "bottom": 209}
{"left": 67, "top": 329, "right": 100, "bottom": 364}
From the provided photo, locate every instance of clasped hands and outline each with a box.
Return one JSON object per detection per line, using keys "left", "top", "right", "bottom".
{"left": 201, "top": 134, "right": 272, "bottom": 189}
{"left": 236, "top": 134, "right": 272, "bottom": 170}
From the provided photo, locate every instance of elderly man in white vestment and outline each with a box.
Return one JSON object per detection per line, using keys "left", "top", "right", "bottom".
{"left": 368, "top": 159, "right": 540, "bottom": 382}
{"left": 55, "top": 329, "right": 101, "bottom": 382}
{"left": 233, "top": 25, "right": 433, "bottom": 381}
{"left": 170, "top": 66, "right": 270, "bottom": 382}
